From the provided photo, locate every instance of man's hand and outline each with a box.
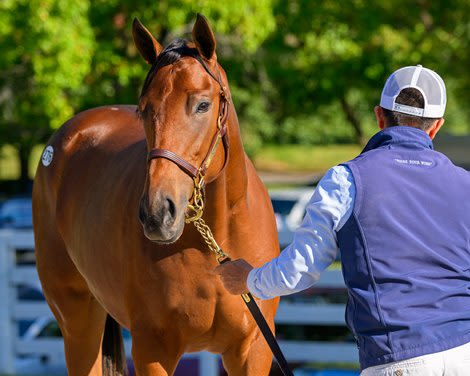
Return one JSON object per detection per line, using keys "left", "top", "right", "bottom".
{"left": 214, "top": 259, "right": 254, "bottom": 295}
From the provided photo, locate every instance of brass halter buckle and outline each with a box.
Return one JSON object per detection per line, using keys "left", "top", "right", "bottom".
{"left": 185, "top": 173, "right": 205, "bottom": 223}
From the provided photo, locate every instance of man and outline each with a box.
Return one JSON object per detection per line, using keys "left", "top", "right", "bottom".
{"left": 215, "top": 65, "right": 470, "bottom": 375}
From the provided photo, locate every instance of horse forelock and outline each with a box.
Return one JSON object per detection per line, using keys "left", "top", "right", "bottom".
{"left": 140, "top": 38, "right": 200, "bottom": 98}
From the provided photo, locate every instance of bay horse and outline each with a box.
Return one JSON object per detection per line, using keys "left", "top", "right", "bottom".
{"left": 32, "top": 14, "right": 280, "bottom": 376}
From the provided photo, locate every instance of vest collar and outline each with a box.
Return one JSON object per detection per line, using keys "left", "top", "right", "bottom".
{"left": 362, "top": 126, "right": 434, "bottom": 153}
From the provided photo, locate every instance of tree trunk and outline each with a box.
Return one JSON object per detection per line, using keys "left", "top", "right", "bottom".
{"left": 340, "top": 96, "right": 366, "bottom": 146}
{"left": 18, "top": 144, "right": 32, "bottom": 189}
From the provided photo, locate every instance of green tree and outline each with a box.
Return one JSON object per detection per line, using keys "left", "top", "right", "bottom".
{"left": 0, "top": 0, "right": 276, "bottom": 182}
{"left": 80, "top": 0, "right": 276, "bottom": 113}
{"left": 80, "top": 0, "right": 277, "bottom": 158}
{"left": 247, "top": 0, "right": 470, "bottom": 146}
{"left": 0, "top": 0, "right": 94, "bottom": 182}
{"left": 2, "top": 0, "right": 469, "bottom": 182}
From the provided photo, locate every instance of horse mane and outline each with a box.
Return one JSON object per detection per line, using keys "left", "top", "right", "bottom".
{"left": 140, "top": 39, "right": 199, "bottom": 97}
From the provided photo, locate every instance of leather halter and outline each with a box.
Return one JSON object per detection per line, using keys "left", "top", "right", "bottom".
{"left": 147, "top": 57, "right": 230, "bottom": 185}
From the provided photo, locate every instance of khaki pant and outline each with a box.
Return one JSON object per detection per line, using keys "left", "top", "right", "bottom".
{"left": 361, "top": 342, "right": 470, "bottom": 376}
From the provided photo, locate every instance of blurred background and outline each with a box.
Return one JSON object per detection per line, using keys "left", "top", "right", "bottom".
{"left": 0, "top": 0, "right": 469, "bottom": 375}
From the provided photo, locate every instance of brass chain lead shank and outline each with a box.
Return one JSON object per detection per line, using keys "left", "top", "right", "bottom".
{"left": 192, "top": 217, "right": 227, "bottom": 262}
{"left": 185, "top": 177, "right": 251, "bottom": 303}
{"left": 185, "top": 175, "right": 228, "bottom": 262}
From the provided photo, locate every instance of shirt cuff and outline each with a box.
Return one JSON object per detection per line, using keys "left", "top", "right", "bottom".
{"left": 247, "top": 267, "right": 272, "bottom": 300}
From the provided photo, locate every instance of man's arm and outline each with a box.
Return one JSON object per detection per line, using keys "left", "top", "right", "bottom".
{"left": 215, "top": 165, "right": 355, "bottom": 299}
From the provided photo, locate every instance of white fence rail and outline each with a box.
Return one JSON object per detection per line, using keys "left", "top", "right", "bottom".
{"left": 0, "top": 229, "right": 358, "bottom": 375}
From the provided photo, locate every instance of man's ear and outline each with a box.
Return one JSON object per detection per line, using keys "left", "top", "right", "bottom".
{"left": 374, "top": 106, "right": 386, "bottom": 130}
{"left": 427, "top": 118, "right": 445, "bottom": 139}
{"left": 132, "top": 18, "right": 163, "bottom": 65}
{"left": 192, "top": 13, "right": 216, "bottom": 60}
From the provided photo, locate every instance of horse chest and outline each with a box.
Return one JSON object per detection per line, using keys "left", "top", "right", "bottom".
{"left": 131, "top": 250, "right": 221, "bottom": 323}
{"left": 129, "top": 264, "right": 254, "bottom": 352}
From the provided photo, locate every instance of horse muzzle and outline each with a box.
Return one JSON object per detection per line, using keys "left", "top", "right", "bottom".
{"left": 139, "top": 193, "right": 185, "bottom": 244}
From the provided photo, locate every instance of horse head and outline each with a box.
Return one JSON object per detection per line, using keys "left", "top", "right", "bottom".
{"left": 133, "top": 14, "right": 230, "bottom": 244}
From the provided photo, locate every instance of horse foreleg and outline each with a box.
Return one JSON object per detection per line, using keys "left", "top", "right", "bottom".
{"left": 36, "top": 241, "right": 108, "bottom": 374}
{"left": 34, "top": 187, "right": 110, "bottom": 375}
{"left": 221, "top": 332, "right": 273, "bottom": 376}
{"left": 131, "top": 333, "right": 182, "bottom": 376}
{"left": 40, "top": 273, "right": 107, "bottom": 376}
{"left": 60, "top": 292, "right": 108, "bottom": 376}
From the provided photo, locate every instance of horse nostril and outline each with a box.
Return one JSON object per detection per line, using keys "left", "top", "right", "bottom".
{"left": 164, "top": 197, "right": 176, "bottom": 224}
{"left": 139, "top": 198, "right": 147, "bottom": 224}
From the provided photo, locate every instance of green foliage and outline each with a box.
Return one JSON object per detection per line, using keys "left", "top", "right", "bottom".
{"left": 0, "top": 0, "right": 94, "bottom": 139}
{"left": 0, "top": 0, "right": 276, "bottom": 179}
{"left": 0, "top": 0, "right": 94, "bottom": 181}
{"left": 240, "top": 0, "right": 470, "bottom": 145}
{"left": 81, "top": 0, "right": 276, "bottom": 108}
{"left": 230, "top": 84, "right": 277, "bottom": 156}
{"left": 279, "top": 112, "right": 355, "bottom": 145}
{"left": 1, "top": 0, "right": 470, "bottom": 183}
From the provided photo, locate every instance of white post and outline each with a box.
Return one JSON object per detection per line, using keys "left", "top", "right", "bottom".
{"left": 0, "top": 230, "right": 15, "bottom": 373}
{"left": 198, "top": 352, "right": 218, "bottom": 376}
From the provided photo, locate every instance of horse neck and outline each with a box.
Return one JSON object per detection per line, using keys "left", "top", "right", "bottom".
{"left": 206, "top": 107, "right": 248, "bottom": 212}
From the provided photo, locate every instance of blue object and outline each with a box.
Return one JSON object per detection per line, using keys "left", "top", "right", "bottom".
{"left": 338, "top": 126, "right": 470, "bottom": 369}
{"left": 0, "top": 197, "right": 33, "bottom": 228}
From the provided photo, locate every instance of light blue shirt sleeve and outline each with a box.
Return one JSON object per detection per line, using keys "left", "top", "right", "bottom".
{"left": 246, "top": 165, "right": 356, "bottom": 300}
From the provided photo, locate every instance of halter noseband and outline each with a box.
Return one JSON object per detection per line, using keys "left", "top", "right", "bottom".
{"left": 146, "top": 57, "right": 230, "bottom": 186}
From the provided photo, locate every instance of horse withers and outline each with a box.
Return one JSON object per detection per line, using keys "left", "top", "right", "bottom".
{"left": 32, "top": 14, "right": 280, "bottom": 376}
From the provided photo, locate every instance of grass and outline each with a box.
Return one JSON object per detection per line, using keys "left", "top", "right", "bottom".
{"left": 0, "top": 145, "right": 19, "bottom": 180}
{"left": 253, "top": 144, "right": 361, "bottom": 173}
{"left": 0, "top": 145, "right": 44, "bottom": 180}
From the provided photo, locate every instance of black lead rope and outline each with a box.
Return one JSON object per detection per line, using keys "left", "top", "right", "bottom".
{"left": 220, "top": 257, "right": 294, "bottom": 376}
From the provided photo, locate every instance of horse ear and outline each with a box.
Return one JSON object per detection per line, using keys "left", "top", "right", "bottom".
{"left": 132, "top": 18, "right": 163, "bottom": 65}
{"left": 192, "top": 13, "right": 216, "bottom": 60}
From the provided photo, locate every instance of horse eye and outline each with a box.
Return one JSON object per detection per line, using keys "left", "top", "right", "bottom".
{"left": 196, "top": 101, "right": 210, "bottom": 113}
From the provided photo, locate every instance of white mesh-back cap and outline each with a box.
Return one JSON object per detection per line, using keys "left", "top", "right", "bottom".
{"left": 380, "top": 65, "right": 446, "bottom": 118}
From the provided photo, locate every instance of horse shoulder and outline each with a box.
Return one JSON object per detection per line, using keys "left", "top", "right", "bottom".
{"left": 35, "top": 105, "right": 146, "bottom": 233}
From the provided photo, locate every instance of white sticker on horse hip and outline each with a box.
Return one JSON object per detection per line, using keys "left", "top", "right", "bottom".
{"left": 42, "top": 146, "right": 54, "bottom": 167}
